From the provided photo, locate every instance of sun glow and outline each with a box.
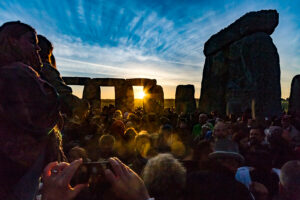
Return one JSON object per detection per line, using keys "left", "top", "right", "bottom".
{"left": 136, "top": 91, "right": 146, "bottom": 99}
{"left": 133, "top": 86, "right": 146, "bottom": 99}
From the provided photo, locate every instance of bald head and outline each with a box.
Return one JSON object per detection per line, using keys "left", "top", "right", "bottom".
{"left": 199, "top": 113, "right": 208, "bottom": 124}
{"left": 213, "top": 121, "right": 228, "bottom": 139}
{"left": 279, "top": 160, "right": 300, "bottom": 199}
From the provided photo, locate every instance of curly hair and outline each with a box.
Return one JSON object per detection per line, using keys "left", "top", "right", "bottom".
{"left": 142, "top": 153, "right": 186, "bottom": 200}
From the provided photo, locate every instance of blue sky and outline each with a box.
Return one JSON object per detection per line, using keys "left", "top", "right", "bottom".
{"left": 1, "top": 0, "right": 299, "bottom": 98}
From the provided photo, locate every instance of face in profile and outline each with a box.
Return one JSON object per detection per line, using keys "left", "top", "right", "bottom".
{"left": 14, "top": 31, "right": 42, "bottom": 70}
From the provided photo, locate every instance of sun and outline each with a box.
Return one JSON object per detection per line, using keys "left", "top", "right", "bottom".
{"left": 136, "top": 91, "right": 146, "bottom": 99}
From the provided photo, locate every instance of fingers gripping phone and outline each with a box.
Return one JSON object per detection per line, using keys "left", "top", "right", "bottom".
{"left": 72, "top": 161, "right": 112, "bottom": 185}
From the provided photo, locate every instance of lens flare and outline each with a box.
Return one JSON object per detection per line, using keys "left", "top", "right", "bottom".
{"left": 136, "top": 91, "right": 146, "bottom": 99}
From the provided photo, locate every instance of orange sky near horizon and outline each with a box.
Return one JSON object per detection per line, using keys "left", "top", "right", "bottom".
{"left": 71, "top": 85, "right": 202, "bottom": 99}
{"left": 71, "top": 84, "right": 290, "bottom": 100}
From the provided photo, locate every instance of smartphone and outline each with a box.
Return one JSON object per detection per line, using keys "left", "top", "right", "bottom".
{"left": 82, "top": 161, "right": 111, "bottom": 176}
{"left": 72, "top": 161, "right": 112, "bottom": 185}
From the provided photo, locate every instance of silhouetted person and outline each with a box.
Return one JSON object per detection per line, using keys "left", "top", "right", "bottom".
{"left": 38, "top": 34, "right": 72, "bottom": 95}
{"left": 275, "top": 160, "right": 300, "bottom": 200}
{"left": 0, "top": 21, "right": 64, "bottom": 199}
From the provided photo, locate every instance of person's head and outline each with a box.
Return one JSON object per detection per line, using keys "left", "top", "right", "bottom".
{"left": 68, "top": 146, "right": 88, "bottom": 162}
{"left": 209, "top": 139, "right": 244, "bottom": 173}
{"left": 281, "top": 115, "right": 291, "bottom": 129}
{"left": 70, "top": 99, "right": 90, "bottom": 124}
{"left": 279, "top": 160, "right": 300, "bottom": 200}
{"left": 247, "top": 119, "right": 255, "bottom": 128}
{"left": 98, "top": 134, "right": 115, "bottom": 158}
{"left": 135, "top": 131, "right": 151, "bottom": 158}
{"left": 113, "top": 110, "right": 123, "bottom": 121}
{"left": 178, "top": 115, "right": 188, "bottom": 129}
{"left": 142, "top": 153, "right": 186, "bottom": 200}
{"left": 232, "top": 127, "right": 250, "bottom": 151}
{"left": 123, "top": 128, "right": 138, "bottom": 156}
{"left": 0, "top": 21, "right": 42, "bottom": 71}
{"left": 268, "top": 126, "right": 290, "bottom": 150}
{"left": 249, "top": 125, "right": 265, "bottom": 145}
{"left": 213, "top": 121, "right": 228, "bottom": 139}
{"left": 37, "top": 34, "right": 53, "bottom": 64}
{"left": 124, "top": 127, "right": 138, "bottom": 143}
{"left": 125, "top": 121, "right": 134, "bottom": 128}
{"left": 110, "top": 120, "right": 125, "bottom": 140}
{"left": 193, "top": 140, "right": 213, "bottom": 163}
{"left": 199, "top": 113, "right": 208, "bottom": 125}
{"left": 159, "top": 116, "right": 171, "bottom": 126}
{"left": 159, "top": 124, "right": 173, "bottom": 142}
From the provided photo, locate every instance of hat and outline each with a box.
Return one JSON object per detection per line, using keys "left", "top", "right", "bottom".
{"left": 209, "top": 151, "right": 244, "bottom": 163}
{"left": 209, "top": 138, "right": 244, "bottom": 163}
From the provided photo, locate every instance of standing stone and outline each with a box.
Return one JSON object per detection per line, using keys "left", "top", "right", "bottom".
{"left": 199, "top": 10, "right": 281, "bottom": 118}
{"left": 289, "top": 75, "right": 300, "bottom": 117}
{"left": 176, "top": 85, "right": 196, "bottom": 114}
{"left": 83, "top": 80, "right": 100, "bottom": 100}
{"left": 62, "top": 77, "right": 91, "bottom": 86}
{"left": 204, "top": 10, "right": 279, "bottom": 56}
{"left": 144, "top": 85, "right": 164, "bottom": 114}
{"left": 83, "top": 80, "right": 101, "bottom": 114}
{"left": 115, "top": 84, "right": 134, "bottom": 112}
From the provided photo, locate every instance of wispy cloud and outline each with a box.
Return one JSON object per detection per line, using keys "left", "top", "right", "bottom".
{"left": 0, "top": 0, "right": 300, "bottom": 98}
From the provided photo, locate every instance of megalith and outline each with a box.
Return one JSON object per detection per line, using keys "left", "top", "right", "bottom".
{"left": 115, "top": 83, "right": 134, "bottom": 112}
{"left": 144, "top": 85, "right": 164, "bottom": 114}
{"left": 199, "top": 10, "right": 281, "bottom": 118}
{"left": 83, "top": 79, "right": 101, "bottom": 114}
{"left": 289, "top": 75, "right": 300, "bottom": 117}
{"left": 176, "top": 85, "right": 196, "bottom": 114}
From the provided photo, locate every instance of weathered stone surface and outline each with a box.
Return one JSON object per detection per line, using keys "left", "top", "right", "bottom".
{"left": 115, "top": 84, "right": 134, "bottom": 112}
{"left": 144, "top": 85, "right": 164, "bottom": 114}
{"left": 199, "top": 51, "right": 227, "bottom": 114}
{"left": 176, "top": 85, "right": 196, "bottom": 114}
{"left": 92, "top": 78, "right": 126, "bottom": 86}
{"left": 126, "top": 78, "right": 157, "bottom": 87}
{"left": 62, "top": 77, "right": 91, "bottom": 85}
{"left": 82, "top": 80, "right": 101, "bottom": 113}
{"left": 199, "top": 31, "right": 282, "bottom": 117}
{"left": 204, "top": 10, "right": 279, "bottom": 56}
{"left": 289, "top": 75, "right": 300, "bottom": 116}
{"left": 83, "top": 79, "right": 100, "bottom": 100}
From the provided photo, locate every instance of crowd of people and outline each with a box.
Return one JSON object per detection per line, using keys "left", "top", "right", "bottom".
{"left": 0, "top": 21, "right": 300, "bottom": 200}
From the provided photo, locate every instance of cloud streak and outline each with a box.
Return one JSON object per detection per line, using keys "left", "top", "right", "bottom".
{"left": 0, "top": 0, "right": 300, "bottom": 98}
